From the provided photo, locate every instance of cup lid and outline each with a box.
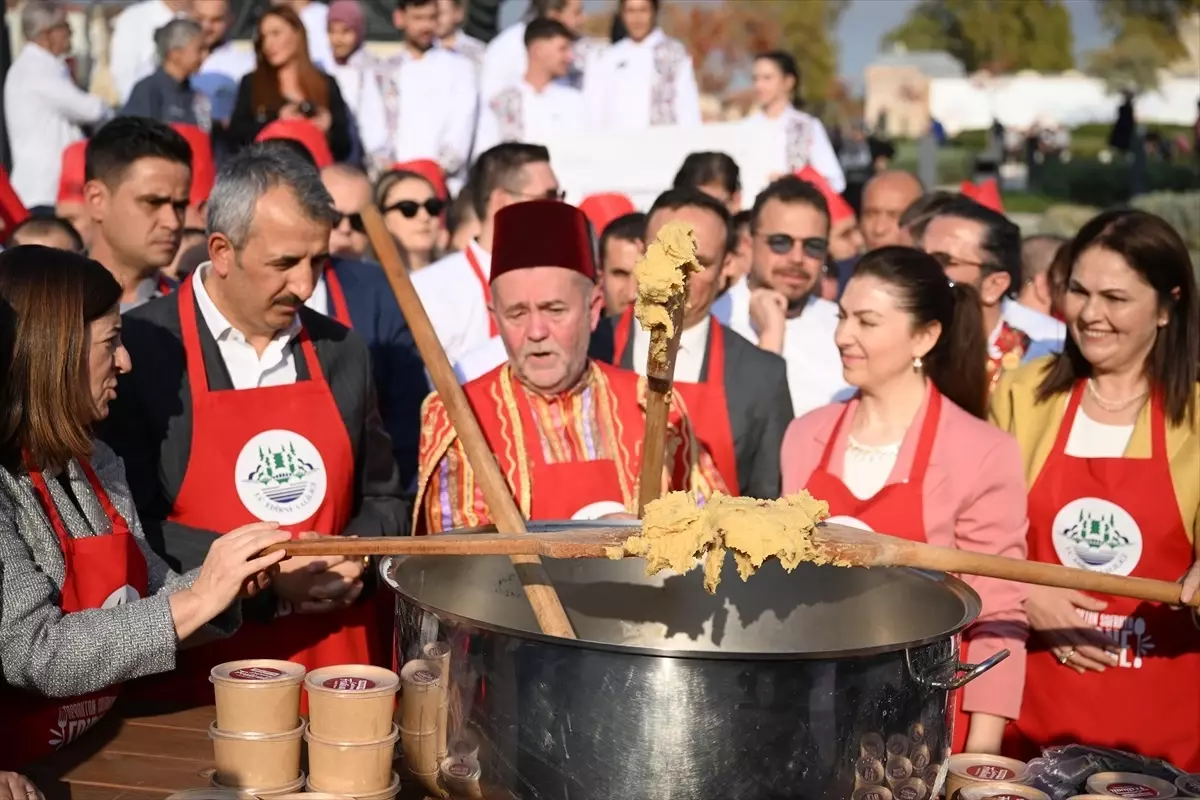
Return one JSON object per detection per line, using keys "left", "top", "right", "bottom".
{"left": 851, "top": 787, "right": 894, "bottom": 800}
{"left": 399, "top": 659, "right": 442, "bottom": 687}
{"left": 304, "top": 664, "right": 400, "bottom": 695}
{"left": 948, "top": 754, "right": 1030, "bottom": 782}
{"left": 891, "top": 778, "right": 928, "bottom": 800}
{"left": 208, "top": 720, "right": 306, "bottom": 742}
{"left": 1177, "top": 775, "right": 1200, "bottom": 797}
{"left": 959, "top": 782, "right": 1051, "bottom": 800}
{"left": 305, "top": 723, "right": 400, "bottom": 748}
{"left": 211, "top": 773, "right": 306, "bottom": 794}
{"left": 210, "top": 659, "right": 306, "bottom": 685}
{"left": 1085, "top": 772, "right": 1178, "bottom": 798}
{"left": 308, "top": 773, "right": 401, "bottom": 800}
{"left": 441, "top": 755, "right": 482, "bottom": 781}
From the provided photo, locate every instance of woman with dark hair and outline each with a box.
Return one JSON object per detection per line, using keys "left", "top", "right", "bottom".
{"left": 993, "top": 209, "right": 1200, "bottom": 769}
{"left": 782, "top": 246, "right": 1029, "bottom": 753}
{"left": 228, "top": 5, "right": 352, "bottom": 161}
{"left": 375, "top": 168, "right": 446, "bottom": 272}
{"left": 673, "top": 151, "right": 741, "bottom": 214}
{"left": 746, "top": 50, "right": 846, "bottom": 193}
{"left": 0, "top": 247, "right": 290, "bottom": 769}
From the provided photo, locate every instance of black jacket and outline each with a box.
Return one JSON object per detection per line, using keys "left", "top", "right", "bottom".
{"left": 589, "top": 315, "right": 793, "bottom": 499}
{"left": 227, "top": 71, "right": 353, "bottom": 161}
{"left": 99, "top": 291, "right": 409, "bottom": 584}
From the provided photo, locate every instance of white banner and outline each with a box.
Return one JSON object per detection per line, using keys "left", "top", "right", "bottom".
{"left": 540, "top": 121, "right": 785, "bottom": 212}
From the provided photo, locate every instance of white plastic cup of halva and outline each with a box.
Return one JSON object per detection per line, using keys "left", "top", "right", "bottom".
{"left": 210, "top": 659, "right": 305, "bottom": 734}
{"left": 304, "top": 664, "right": 400, "bottom": 743}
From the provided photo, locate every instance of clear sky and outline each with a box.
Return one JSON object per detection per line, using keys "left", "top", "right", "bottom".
{"left": 504, "top": 0, "right": 1111, "bottom": 93}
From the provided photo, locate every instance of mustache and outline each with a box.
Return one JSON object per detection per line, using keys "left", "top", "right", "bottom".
{"left": 519, "top": 342, "right": 563, "bottom": 361}
{"left": 273, "top": 295, "right": 303, "bottom": 308}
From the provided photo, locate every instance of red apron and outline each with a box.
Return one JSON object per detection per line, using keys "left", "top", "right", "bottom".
{"left": 133, "top": 277, "right": 375, "bottom": 708}
{"left": 324, "top": 265, "right": 352, "bottom": 327}
{"left": 803, "top": 388, "right": 974, "bottom": 752}
{"left": 612, "top": 309, "right": 740, "bottom": 493}
{"left": 1004, "top": 384, "right": 1200, "bottom": 770}
{"left": 465, "top": 246, "right": 498, "bottom": 338}
{"left": 0, "top": 459, "right": 149, "bottom": 769}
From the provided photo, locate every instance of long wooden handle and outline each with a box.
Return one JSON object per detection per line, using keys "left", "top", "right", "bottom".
{"left": 264, "top": 529, "right": 633, "bottom": 559}
{"left": 636, "top": 293, "right": 686, "bottom": 516}
{"left": 897, "top": 538, "right": 1199, "bottom": 608}
{"left": 359, "top": 206, "right": 577, "bottom": 638}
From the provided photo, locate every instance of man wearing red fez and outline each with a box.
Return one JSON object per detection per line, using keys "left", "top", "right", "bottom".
{"left": 413, "top": 200, "right": 726, "bottom": 532}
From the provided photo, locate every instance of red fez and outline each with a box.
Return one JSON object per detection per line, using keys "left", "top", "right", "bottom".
{"left": 171, "top": 123, "right": 215, "bottom": 208}
{"left": 490, "top": 200, "right": 594, "bottom": 283}
{"left": 255, "top": 119, "right": 334, "bottom": 169}
{"left": 58, "top": 141, "right": 88, "bottom": 205}
{"left": 579, "top": 192, "right": 636, "bottom": 235}
{"left": 796, "top": 166, "right": 854, "bottom": 224}
{"left": 0, "top": 165, "right": 29, "bottom": 239}
{"left": 393, "top": 158, "right": 448, "bottom": 200}
{"left": 960, "top": 178, "right": 1005, "bottom": 215}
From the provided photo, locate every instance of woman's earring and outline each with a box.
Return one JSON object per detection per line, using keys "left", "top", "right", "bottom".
{"left": 913, "top": 356, "right": 923, "bottom": 372}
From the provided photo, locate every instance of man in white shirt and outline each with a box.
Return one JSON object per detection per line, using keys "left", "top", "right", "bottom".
{"left": 473, "top": 18, "right": 585, "bottom": 162}
{"left": 413, "top": 141, "right": 562, "bottom": 369}
{"left": 479, "top": 0, "right": 594, "bottom": 99}
{"left": 84, "top": 117, "right": 191, "bottom": 310}
{"left": 192, "top": 0, "right": 256, "bottom": 127}
{"left": 725, "top": 175, "right": 851, "bottom": 416}
{"left": 109, "top": 0, "right": 192, "bottom": 104}
{"left": 271, "top": 0, "right": 333, "bottom": 70}
{"left": 584, "top": 0, "right": 701, "bottom": 131}
{"left": 383, "top": 0, "right": 477, "bottom": 191}
{"left": 5, "top": 2, "right": 110, "bottom": 209}
{"left": 320, "top": 163, "right": 371, "bottom": 260}
{"left": 436, "top": 0, "right": 486, "bottom": 68}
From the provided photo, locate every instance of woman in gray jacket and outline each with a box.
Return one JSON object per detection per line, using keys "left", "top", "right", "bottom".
{"left": 0, "top": 246, "right": 292, "bottom": 770}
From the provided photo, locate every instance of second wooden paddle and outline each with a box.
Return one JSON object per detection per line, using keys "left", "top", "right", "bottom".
{"left": 359, "top": 205, "right": 576, "bottom": 639}
{"left": 265, "top": 522, "right": 1199, "bottom": 609}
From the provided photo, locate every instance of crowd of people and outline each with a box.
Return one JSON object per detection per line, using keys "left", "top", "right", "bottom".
{"left": 0, "top": 0, "right": 1197, "bottom": 793}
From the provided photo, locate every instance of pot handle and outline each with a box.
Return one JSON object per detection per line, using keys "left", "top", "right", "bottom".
{"left": 909, "top": 649, "right": 1010, "bottom": 691}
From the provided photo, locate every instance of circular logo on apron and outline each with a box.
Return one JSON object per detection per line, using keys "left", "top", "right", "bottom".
{"left": 235, "top": 429, "right": 327, "bottom": 525}
{"left": 1052, "top": 497, "right": 1143, "bottom": 576}
{"left": 101, "top": 584, "right": 140, "bottom": 609}
{"left": 825, "top": 515, "right": 874, "bottom": 531}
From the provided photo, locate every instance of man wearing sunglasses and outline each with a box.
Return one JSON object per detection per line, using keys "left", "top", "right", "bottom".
{"left": 723, "top": 175, "right": 851, "bottom": 417}
{"left": 920, "top": 196, "right": 1062, "bottom": 393}
{"left": 322, "top": 163, "right": 372, "bottom": 260}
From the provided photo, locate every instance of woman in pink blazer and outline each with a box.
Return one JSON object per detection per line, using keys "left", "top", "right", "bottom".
{"left": 781, "top": 247, "right": 1029, "bottom": 754}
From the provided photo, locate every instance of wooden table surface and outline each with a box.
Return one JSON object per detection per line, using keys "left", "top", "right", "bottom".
{"left": 27, "top": 706, "right": 219, "bottom": 800}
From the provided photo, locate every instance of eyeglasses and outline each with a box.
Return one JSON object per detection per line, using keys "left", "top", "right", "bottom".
{"left": 333, "top": 211, "right": 366, "bottom": 233}
{"left": 383, "top": 198, "right": 446, "bottom": 219}
{"left": 763, "top": 233, "right": 829, "bottom": 259}
{"left": 928, "top": 251, "right": 996, "bottom": 272}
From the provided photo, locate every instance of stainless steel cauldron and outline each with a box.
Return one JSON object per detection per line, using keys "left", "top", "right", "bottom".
{"left": 383, "top": 521, "right": 1006, "bottom": 800}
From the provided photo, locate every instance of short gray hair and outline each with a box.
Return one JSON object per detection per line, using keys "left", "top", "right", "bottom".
{"left": 22, "top": 1, "right": 67, "bottom": 41}
{"left": 207, "top": 143, "right": 338, "bottom": 250}
{"left": 155, "top": 18, "right": 202, "bottom": 62}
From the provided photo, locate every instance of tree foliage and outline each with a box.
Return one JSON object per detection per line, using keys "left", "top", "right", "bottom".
{"left": 1094, "top": 0, "right": 1200, "bottom": 70}
{"left": 883, "top": 0, "right": 1075, "bottom": 73}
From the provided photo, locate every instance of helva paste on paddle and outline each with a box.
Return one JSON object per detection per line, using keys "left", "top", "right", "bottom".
{"left": 633, "top": 221, "right": 699, "bottom": 362}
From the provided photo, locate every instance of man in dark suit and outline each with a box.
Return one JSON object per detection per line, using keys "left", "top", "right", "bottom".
{"left": 100, "top": 143, "right": 406, "bottom": 705}
{"left": 589, "top": 188, "right": 793, "bottom": 499}
{"left": 313, "top": 256, "right": 429, "bottom": 491}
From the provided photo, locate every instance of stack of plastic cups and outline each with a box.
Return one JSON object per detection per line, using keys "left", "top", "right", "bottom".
{"left": 397, "top": 658, "right": 444, "bottom": 794}
{"left": 304, "top": 664, "right": 402, "bottom": 800}
{"left": 208, "top": 660, "right": 307, "bottom": 795}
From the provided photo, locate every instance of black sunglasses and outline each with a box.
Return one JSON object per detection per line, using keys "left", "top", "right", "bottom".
{"left": 764, "top": 233, "right": 829, "bottom": 259}
{"left": 384, "top": 198, "right": 446, "bottom": 219}
{"left": 333, "top": 211, "right": 365, "bottom": 233}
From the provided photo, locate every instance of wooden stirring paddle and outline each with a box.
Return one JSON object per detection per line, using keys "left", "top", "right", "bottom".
{"left": 359, "top": 205, "right": 577, "bottom": 640}
{"left": 264, "top": 521, "right": 1199, "bottom": 608}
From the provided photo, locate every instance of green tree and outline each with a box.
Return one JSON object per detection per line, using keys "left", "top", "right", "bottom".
{"left": 771, "top": 0, "right": 851, "bottom": 107}
{"left": 883, "top": 0, "right": 1075, "bottom": 73}
{"left": 1092, "top": 0, "right": 1200, "bottom": 77}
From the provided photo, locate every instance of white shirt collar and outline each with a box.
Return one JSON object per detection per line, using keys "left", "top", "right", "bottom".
{"left": 623, "top": 27, "right": 665, "bottom": 50}
{"left": 631, "top": 314, "right": 711, "bottom": 382}
{"left": 192, "top": 265, "right": 302, "bottom": 345}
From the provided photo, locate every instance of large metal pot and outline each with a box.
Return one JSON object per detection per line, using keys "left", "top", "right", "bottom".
{"left": 383, "top": 521, "right": 1006, "bottom": 800}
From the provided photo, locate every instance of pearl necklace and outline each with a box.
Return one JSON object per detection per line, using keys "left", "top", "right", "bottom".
{"left": 1086, "top": 378, "right": 1148, "bottom": 413}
